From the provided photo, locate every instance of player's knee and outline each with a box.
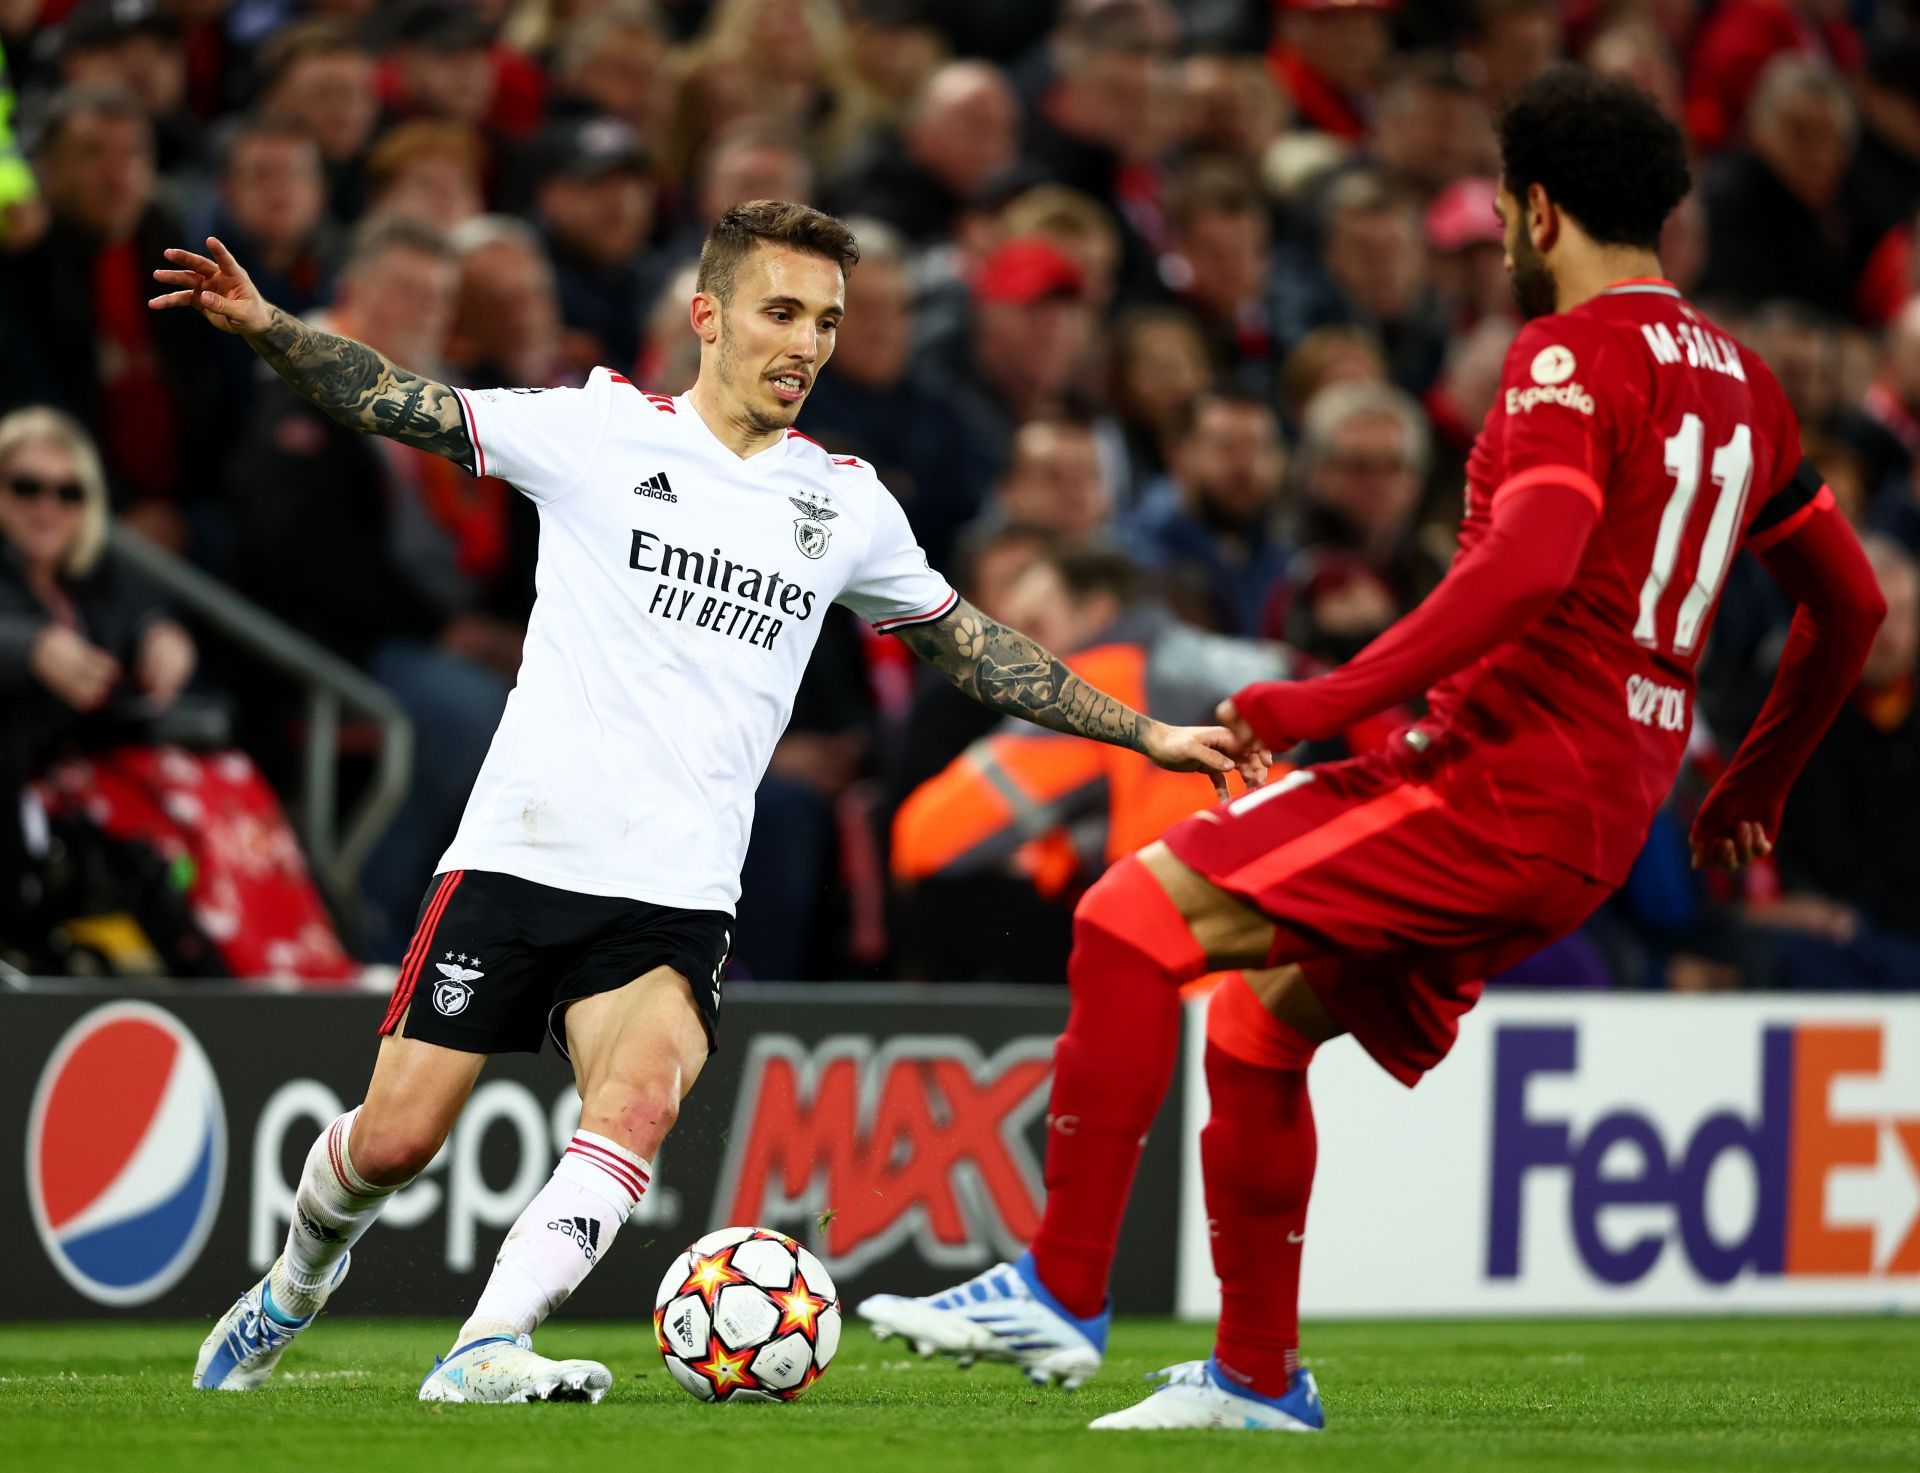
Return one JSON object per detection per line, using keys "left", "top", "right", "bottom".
{"left": 348, "top": 1111, "right": 447, "bottom": 1186}
{"left": 1205, "top": 971, "right": 1321, "bottom": 1071}
{"left": 583, "top": 1073, "right": 681, "bottom": 1153}
{"left": 1071, "top": 852, "right": 1208, "bottom": 984}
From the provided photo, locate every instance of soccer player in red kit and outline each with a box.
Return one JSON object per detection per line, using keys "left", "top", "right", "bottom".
{"left": 860, "top": 69, "right": 1889, "bottom": 1431}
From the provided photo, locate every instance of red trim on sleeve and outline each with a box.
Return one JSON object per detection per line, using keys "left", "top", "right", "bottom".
{"left": 453, "top": 388, "right": 487, "bottom": 478}
{"left": 607, "top": 370, "right": 633, "bottom": 385}
{"left": 872, "top": 588, "right": 959, "bottom": 633}
{"left": 1490, "top": 464, "right": 1604, "bottom": 517}
{"left": 1746, "top": 485, "right": 1835, "bottom": 554}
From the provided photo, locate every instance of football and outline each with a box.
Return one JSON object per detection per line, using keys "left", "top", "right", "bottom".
{"left": 654, "top": 1226, "right": 842, "bottom": 1402}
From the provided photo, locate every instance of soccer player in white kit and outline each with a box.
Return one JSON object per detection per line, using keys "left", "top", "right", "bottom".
{"left": 151, "top": 201, "right": 1263, "bottom": 1402}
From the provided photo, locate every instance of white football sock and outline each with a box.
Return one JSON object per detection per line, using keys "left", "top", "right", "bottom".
{"left": 270, "top": 1108, "right": 398, "bottom": 1319}
{"left": 455, "top": 1131, "right": 651, "bottom": 1348}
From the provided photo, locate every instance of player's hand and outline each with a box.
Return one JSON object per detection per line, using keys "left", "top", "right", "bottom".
{"left": 148, "top": 236, "right": 272, "bottom": 336}
{"left": 1143, "top": 721, "right": 1269, "bottom": 801}
{"left": 29, "top": 625, "right": 120, "bottom": 711}
{"left": 1689, "top": 818, "right": 1773, "bottom": 872}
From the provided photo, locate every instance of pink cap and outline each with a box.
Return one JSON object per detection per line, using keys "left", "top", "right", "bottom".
{"left": 1425, "top": 177, "right": 1504, "bottom": 253}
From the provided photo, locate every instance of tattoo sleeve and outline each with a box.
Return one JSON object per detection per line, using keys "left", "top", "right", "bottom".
{"left": 250, "top": 307, "right": 475, "bottom": 469}
{"left": 896, "top": 598, "right": 1150, "bottom": 752}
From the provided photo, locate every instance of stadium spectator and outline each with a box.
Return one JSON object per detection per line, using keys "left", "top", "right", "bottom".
{"left": 679, "top": 0, "right": 882, "bottom": 171}
{"left": 679, "top": 116, "right": 815, "bottom": 250}
{"left": 794, "top": 219, "right": 992, "bottom": 571}
{"left": 446, "top": 214, "right": 568, "bottom": 389}
{"left": 1158, "top": 157, "right": 1279, "bottom": 393}
{"left": 531, "top": 114, "right": 656, "bottom": 371}
{"left": 1274, "top": 323, "right": 1388, "bottom": 430}
{"left": 1267, "top": 379, "right": 1442, "bottom": 662}
{"left": 0, "top": 405, "right": 194, "bottom": 927}
{"left": 997, "top": 182, "right": 1124, "bottom": 313}
{"left": 544, "top": 2, "right": 677, "bottom": 157}
{"left": 208, "top": 116, "right": 335, "bottom": 319}
{"left": 1698, "top": 57, "right": 1868, "bottom": 318}
{"left": 374, "top": 0, "right": 546, "bottom": 142}
{"left": 1264, "top": 0, "right": 1394, "bottom": 141}
{"left": 1126, "top": 387, "right": 1288, "bottom": 635}
{"left": 1850, "top": 296, "right": 1920, "bottom": 506}
{"left": 1684, "top": 0, "right": 1861, "bottom": 154}
{"left": 363, "top": 119, "right": 486, "bottom": 230}
{"left": 1582, "top": 18, "right": 1684, "bottom": 124}
{"left": 256, "top": 20, "right": 381, "bottom": 222}
{"left": 935, "top": 234, "right": 1096, "bottom": 479}
{"left": 1176, "top": 48, "right": 1287, "bottom": 168}
{"left": 986, "top": 416, "right": 1114, "bottom": 541}
{"left": 55, "top": 0, "right": 201, "bottom": 176}
{"left": 1763, "top": 537, "right": 1920, "bottom": 988}
{"left": 1281, "top": 169, "right": 1448, "bottom": 396}
{"left": 224, "top": 215, "right": 518, "bottom": 955}
{"left": 1423, "top": 175, "right": 1511, "bottom": 332}
{"left": 1854, "top": 37, "right": 1920, "bottom": 251}
{"left": 1463, "top": 0, "right": 1564, "bottom": 107}
{"left": 1370, "top": 53, "right": 1493, "bottom": 201}
{"left": 0, "top": 86, "right": 223, "bottom": 552}
{"left": 1024, "top": 0, "right": 1179, "bottom": 237}
{"left": 1105, "top": 304, "right": 1217, "bottom": 505}
{"left": 827, "top": 60, "right": 1021, "bottom": 244}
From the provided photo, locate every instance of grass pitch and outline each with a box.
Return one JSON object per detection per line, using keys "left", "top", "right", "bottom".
{"left": 2, "top": 1316, "right": 1915, "bottom": 1473}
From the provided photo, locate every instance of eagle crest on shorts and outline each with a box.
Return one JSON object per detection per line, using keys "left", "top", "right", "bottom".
{"left": 790, "top": 495, "right": 837, "bottom": 560}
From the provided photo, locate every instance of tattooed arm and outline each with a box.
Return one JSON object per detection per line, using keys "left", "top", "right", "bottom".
{"left": 897, "top": 598, "right": 1268, "bottom": 791}
{"left": 149, "top": 236, "right": 473, "bottom": 469}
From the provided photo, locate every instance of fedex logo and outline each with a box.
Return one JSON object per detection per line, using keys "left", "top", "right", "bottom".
{"left": 1488, "top": 1023, "right": 1920, "bottom": 1285}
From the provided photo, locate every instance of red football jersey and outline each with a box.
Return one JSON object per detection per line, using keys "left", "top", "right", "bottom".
{"left": 1414, "top": 278, "right": 1816, "bottom": 884}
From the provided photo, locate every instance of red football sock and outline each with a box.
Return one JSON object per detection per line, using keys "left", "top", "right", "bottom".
{"left": 1202, "top": 974, "right": 1318, "bottom": 1400}
{"left": 1027, "top": 856, "right": 1206, "bottom": 1320}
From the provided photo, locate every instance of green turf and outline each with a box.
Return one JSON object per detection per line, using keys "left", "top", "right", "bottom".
{"left": 1, "top": 1317, "right": 1915, "bottom": 1473}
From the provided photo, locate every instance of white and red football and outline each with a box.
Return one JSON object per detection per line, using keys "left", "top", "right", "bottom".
{"left": 654, "top": 1226, "right": 841, "bottom": 1402}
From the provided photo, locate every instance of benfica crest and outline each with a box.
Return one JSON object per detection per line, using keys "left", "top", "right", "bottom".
{"left": 790, "top": 495, "right": 838, "bottom": 559}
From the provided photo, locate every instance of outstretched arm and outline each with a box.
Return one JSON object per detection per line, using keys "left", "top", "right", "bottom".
{"left": 150, "top": 236, "right": 474, "bottom": 469}
{"left": 895, "top": 597, "right": 1266, "bottom": 795}
{"left": 1224, "top": 476, "right": 1600, "bottom": 749}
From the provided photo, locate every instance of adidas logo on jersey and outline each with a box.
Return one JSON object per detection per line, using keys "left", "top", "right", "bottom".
{"left": 547, "top": 1214, "right": 603, "bottom": 1262}
{"left": 634, "top": 472, "right": 677, "bottom": 502}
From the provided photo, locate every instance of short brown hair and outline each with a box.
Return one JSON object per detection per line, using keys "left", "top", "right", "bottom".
{"left": 696, "top": 200, "right": 860, "bottom": 304}
{"left": 365, "top": 120, "right": 486, "bottom": 194}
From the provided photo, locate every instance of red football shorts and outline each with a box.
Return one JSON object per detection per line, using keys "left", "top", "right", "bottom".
{"left": 1162, "top": 755, "right": 1611, "bottom": 1086}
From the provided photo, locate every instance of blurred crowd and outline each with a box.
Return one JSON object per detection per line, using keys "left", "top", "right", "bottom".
{"left": 1, "top": 0, "right": 1918, "bottom": 990}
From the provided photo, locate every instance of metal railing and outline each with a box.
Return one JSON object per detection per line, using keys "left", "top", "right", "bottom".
{"left": 107, "top": 524, "right": 413, "bottom": 911}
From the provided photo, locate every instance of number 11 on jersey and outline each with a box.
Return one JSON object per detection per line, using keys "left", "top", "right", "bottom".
{"left": 1634, "top": 413, "right": 1754, "bottom": 658}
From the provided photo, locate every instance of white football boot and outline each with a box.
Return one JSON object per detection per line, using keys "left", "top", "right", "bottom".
{"left": 418, "top": 1333, "right": 613, "bottom": 1404}
{"left": 1088, "top": 1358, "right": 1325, "bottom": 1432}
{"left": 193, "top": 1253, "right": 350, "bottom": 1390}
{"left": 856, "top": 1252, "right": 1107, "bottom": 1388}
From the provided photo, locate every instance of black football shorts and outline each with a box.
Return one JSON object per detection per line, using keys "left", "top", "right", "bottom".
{"left": 376, "top": 869, "right": 731, "bottom": 1056}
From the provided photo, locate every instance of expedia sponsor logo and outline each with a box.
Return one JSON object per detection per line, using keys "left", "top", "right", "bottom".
{"left": 715, "top": 1035, "right": 1052, "bottom": 1275}
{"left": 1506, "top": 381, "right": 1596, "bottom": 416}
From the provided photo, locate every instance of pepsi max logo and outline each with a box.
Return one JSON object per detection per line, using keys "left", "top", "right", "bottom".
{"left": 27, "top": 1003, "right": 227, "bottom": 1305}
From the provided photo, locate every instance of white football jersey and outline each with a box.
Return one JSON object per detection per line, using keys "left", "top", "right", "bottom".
{"left": 436, "top": 367, "right": 955, "bottom": 913}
